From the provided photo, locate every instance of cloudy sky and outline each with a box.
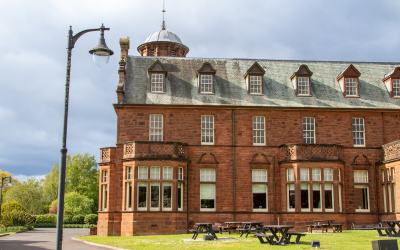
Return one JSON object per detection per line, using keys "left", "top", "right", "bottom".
{"left": 1, "top": 0, "right": 399, "bottom": 180}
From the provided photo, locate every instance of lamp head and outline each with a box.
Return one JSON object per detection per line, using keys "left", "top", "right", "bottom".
{"left": 8, "top": 177, "right": 12, "bottom": 184}
{"left": 89, "top": 24, "right": 114, "bottom": 67}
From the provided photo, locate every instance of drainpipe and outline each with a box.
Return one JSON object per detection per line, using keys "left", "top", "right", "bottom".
{"left": 232, "top": 109, "right": 236, "bottom": 221}
{"left": 273, "top": 155, "right": 277, "bottom": 224}
{"left": 186, "top": 161, "right": 189, "bottom": 230}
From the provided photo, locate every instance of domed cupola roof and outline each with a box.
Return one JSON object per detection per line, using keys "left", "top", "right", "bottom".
{"left": 144, "top": 30, "right": 183, "bottom": 44}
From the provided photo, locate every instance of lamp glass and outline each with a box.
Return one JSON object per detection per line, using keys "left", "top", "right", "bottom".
{"left": 93, "top": 51, "right": 110, "bottom": 68}
{"left": 8, "top": 177, "right": 12, "bottom": 184}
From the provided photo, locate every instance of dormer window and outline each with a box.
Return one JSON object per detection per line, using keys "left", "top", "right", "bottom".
{"left": 290, "top": 65, "right": 313, "bottom": 96}
{"left": 197, "top": 62, "right": 216, "bottom": 94}
{"left": 382, "top": 67, "right": 400, "bottom": 98}
{"left": 244, "top": 62, "right": 265, "bottom": 95}
{"left": 337, "top": 64, "right": 361, "bottom": 97}
{"left": 148, "top": 60, "right": 168, "bottom": 93}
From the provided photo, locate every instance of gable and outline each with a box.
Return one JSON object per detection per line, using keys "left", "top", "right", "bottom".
{"left": 383, "top": 67, "right": 400, "bottom": 82}
{"left": 244, "top": 62, "right": 266, "bottom": 78}
{"left": 290, "top": 64, "right": 313, "bottom": 79}
{"left": 197, "top": 62, "right": 216, "bottom": 75}
{"left": 337, "top": 64, "right": 361, "bottom": 80}
{"left": 148, "top": 60, "right": 167, "bottom": 72}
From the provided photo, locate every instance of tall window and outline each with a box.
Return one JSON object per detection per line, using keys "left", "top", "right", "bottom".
{"left": 163, "top": 166, "right": 172, "bottom": 179}
{"left": 393, "top": 79, "right": 400, "bottom": 97}
{"left": 178, "top": 167, "right": 183, "bottom": 180}
{"left": 200, "top": 75, "right": 213, "bottom": 93}
{"left": 163, "top": 182, "right": 172, "bottom": 210}
{"left": 354, "top": 170, "right": 369, "bottom": 212}
{"left": 125, "top": 167, "right": 132, "bottom": 210}
{"left": 126, "top": 167, "right": 132, "bottom": 180}
{"left": 249, "top": 76, "right": 262, "bottom": 94}
{"left": 324, "top": 184, "right": 333, "bottom": 211}
{"left": 287, "top": 168, "right": 295, "bottom": 211}
{"left": 150, "top": 114, "right": 163, "bottom": 141}
{"left": 312, "top": 183, "right": 321, "bottom": 211}
{"left": 178, "top": 182, "right": 183, "bottom": 211}
{"left": 150, "top": 182, "right": 160, "bottom": 210}
{"left": 101, "top": 170, "right": 108, "bottom": 211}
{"left": 252, "top": 169, "right": 267, "bottom": 211}
{"left": 352, "top": 118, "right": 365, "bottom": 146}
{"left": 303, "top": 117, "right": 315, "bottom": 144}
{"left": 300, "top": 184, "right": 310, "bottom": 211}
{"left": 253, "top": 116, "right": 265, "bottom": 145}
{"left": 138, "top": 166, "right": 148, "bottom": 179}
{"left": 298, "top": 77, "right": 310, "bottom": 95}
{"left": 345, "top": 78, "right": 358, "bottom": 96}
{"left": 138, "top": 183, "right": 147, "bottom": 210}
{"left": 201, "top": 115, "right": 214, "bottom": 145}
{"left": 200, "top": 169, "right": 215, "bottom": 210}
{"left": 151, "top": 73, "right": 163, "bottom": 92}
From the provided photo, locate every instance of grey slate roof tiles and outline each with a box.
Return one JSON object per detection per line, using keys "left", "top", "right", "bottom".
{"left": 123, "top": 56, "right": 400, "bottom": 109}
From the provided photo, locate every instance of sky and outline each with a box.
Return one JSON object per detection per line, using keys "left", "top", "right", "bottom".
{"left": 1, "top": 0, "right": 400, "bottom": 180}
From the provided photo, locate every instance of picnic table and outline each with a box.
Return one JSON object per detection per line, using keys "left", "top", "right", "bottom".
{"left": 218, "top": 222, "right": 242, "bottom": 234}
{"left": 259, "top": 225, "right": 305, "bottom": 245}
{"left": 190, "top": 223, "right": 218, "bottom": 240}
{"left": 238, "top": 222, "right": 267, "bottom": 238}
{"left": 306, "top": 220, "right": 342, "bottom": 233}
{"left": 376, "top": 220, "right": 400, "bottom": 237}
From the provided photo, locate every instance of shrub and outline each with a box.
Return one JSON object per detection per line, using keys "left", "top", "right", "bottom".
{"left": 1, "top": 201, "right": 27, "bottom": 214}
{"left": 63, "top": 215, "right": 74, "bottom": 224}
{"left": 36, "top": 214, "right": 56, "bottom": 224}
{"left": 51, "top": 192, "right": 93, "bottom": 216}
{"left": 72, "top": 215, "right": 85, "bottom": 224}
{"left": 84, "top": 214, "right": 98, "bottom": 225}
{"left": 48, "top": 205, "right": 57, "bottom": 214}
{"left": 33, "top": 223, "right": 56, "bottom": 228}
{"left": 1, "top": 210, "right": 33, "bottom": 227}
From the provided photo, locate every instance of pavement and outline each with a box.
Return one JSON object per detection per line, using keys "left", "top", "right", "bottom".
{"left": 0, "top": 228, "right": 106, "bottom": 250}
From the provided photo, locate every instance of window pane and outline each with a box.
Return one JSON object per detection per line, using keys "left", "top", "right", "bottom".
{"left": 288, "top": 184, "right": 295, "bottom": 209}
{"left": 352, "top": 118, "right": 365, "bottom": 146}
{"left": 149, "top": 114, "right": 163, "bottom": 141}
{"left": 301, "top": 183, "right": 309, "bottom": 209}
{"left": 300, "top": 168, "right": 309, "bottom": 181}
{"left": 324, "top": 168, "right": 333, "bottom": 181}
{"left": 303, "top": 117, "right": 315, "bottom": 144}
{"left": 163, "top": 182, "right": 172, "bottom": 208}
{"left": 253, "top": 116, "right": 265, "bottom": 145}
{"left": 312, "top": 168, "right": 321, "bottom": 181}
{"left": 163, "top": 166, "right": 172, "bottom": 179}
{"left": 287, "top": 168, "right": 294, "bottom": 181}
{"left": 312, "top": 184, "right": 321, "bottom": 209}
{"left": 324, "top": 183, "right": 333, "bottom": 209}
{"left": 200, "top": 184, "right": 215, "bottom": 209}
{"left": 249, "top": 76, "right": 262, "bottom": 94}
{"left": 393, "top": 79, "right": 400, "bottom": 97}
{"left": 200, "top": 169, "right": 215, "bottom": 182}
{"left": 253, "top": 184, "right": 267, "bottom": 209}
{"left": 298, "top": 77, "right": 310, "bottom": 95}
{"left": 150, "top": 166, "right": 160, "bottom": 179}
{"left": 178, "top": 183, "right": 183, "bottom": 209}
{"left": 201, "top": 115, "right": 214, "bottom": 145}
{"left": 252, "top": 169, "right": 267, "bottom": 182}
{"left": 151, "top": 74, "right": 164, "bottom": 92}
{"left": 138, "top": 183, "right": 147, "bottom": 208}
{"left": 150, "top": 183, "right": 160, "bottom": 208}
{"left": 355, "top": 185, "right": 369, "bottom": 210}
{"left": 345, "top": 78, "right": 358, "bottom": 96}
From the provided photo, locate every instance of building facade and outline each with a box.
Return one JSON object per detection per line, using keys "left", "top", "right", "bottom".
{"left": 97, "top": 28, "right": 400, "bottom": 236}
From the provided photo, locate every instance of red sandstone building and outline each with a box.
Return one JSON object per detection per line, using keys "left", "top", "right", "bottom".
{"left": 97, "top": 25, "right": 400, "bottom": 236}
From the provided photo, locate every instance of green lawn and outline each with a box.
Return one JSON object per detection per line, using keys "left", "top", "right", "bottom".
{"left": 77, "top": 230, "right": 399, "bottom": 250}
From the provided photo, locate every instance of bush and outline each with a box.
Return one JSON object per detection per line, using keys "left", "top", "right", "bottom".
{"left": 33, "top": 223, "right": 56, "bottom": 228}
{"left": 51, "top": 192, "right": 94, "bottom": 216}
{"left": 36, "top": 214, "right": 56, "bottom": 224}
{"left": 1, "top": 210, "right": 33, "bottom": 227}
{"left": 63, "top": 215, "right": 73, "bottom": 224}
{"left": 72, "top": 215, "right": 85, "bottom": 224}
{"left": 0, "top": 225, "right": 33, "bottom": 232}
{"left": 48, "top": 205, "right": 57, "bottom": 214}
{"left": 84, "top": 214, "right": 98, "bottom": 225}
{"left": 1, "top": 201, "right": 27, "bottom": 214}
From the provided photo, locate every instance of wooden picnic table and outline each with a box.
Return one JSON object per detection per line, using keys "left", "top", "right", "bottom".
{"left": 262, "top": 225, "right": 305, "bottom": 245}
{"left": 313, "top": 220, "right": 334, "bottom": 225}
{"left": 218, "top": 222, "right": 243, "bottom": 234}
{"left": 190, "top": 223, "right": 218, "bottom": 240}
{"left": 379, "top": 220, "right": 400, "bottom": 237}
{"left": 238, "top": 222, "right": 266, "bottom": 238}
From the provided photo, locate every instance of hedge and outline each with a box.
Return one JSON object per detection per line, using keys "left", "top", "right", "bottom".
{"left": 33, "top": 223, "right": 91, "bottom": 228}
{"left": 84, "top": 214, "right": 98, "bottom": 225}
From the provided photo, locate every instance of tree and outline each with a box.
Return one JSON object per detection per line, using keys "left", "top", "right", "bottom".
{"left": 0, "top": 170, "right": 19, "bottom": 194}
{"left": 41, "top": 162, "right": 60, "bottom": 208}
{"left": 51, "top": 192, "right": 94, "bottom": 215}
{"left": 65, "top": 154, "right": 99, "bottom": 212}
{"left": 5, "top": 178, "right": 45, "bottom": 215}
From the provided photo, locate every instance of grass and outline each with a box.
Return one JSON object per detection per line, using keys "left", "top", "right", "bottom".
{"left": 0, "top": 225, "right": 33, "bottom": 235}
{"left": 77, "top": 230, "right": 400, "bottom": 249}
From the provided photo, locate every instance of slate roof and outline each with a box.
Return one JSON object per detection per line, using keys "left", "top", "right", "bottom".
{"left": 123, "top": 56, "right": 400, "bottom": 109}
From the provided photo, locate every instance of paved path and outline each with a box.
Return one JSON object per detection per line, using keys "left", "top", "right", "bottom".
{"left": 0, "top": 228, "right": 103, "bottom": 250}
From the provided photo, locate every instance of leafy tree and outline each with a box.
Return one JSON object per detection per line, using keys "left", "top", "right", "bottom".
{"left": 0, "top": 170, "right": 18, "bottom": 194}
{"left": 65, "top": 154, "right": 99, "bottom": 212}
{"left": 5, "top": 178, "right": 45, "bottom": 215}
{"left": 41, "top": 163, "right": 60, "bottom": 207}
{"left": 51, "top": 192, "right": 94, "bottom": 215}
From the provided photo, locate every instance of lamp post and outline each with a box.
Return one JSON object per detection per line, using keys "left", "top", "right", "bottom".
{"left": 0, "top": 176, "right": 12, "bottom": 221}
{"left": 56, "top": 24, "right": 113, "bottom": 250}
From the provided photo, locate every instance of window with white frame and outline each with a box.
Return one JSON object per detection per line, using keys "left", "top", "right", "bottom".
{"left": 383, "top": 184, "right": 387, "bottom": 213}
{"left": 151, "top": 73, "right": 164, "bottom": 92}
{"left": 178, "top": 182, "right": 183, "bottom": 211}
{"left": 312, "top": 183, "right": 321, "bottom": 211}
{"left": 150, "top": 114, "right": 163, "bottom": 141}
{"left": 298, "top": 77, "right": 310, "bottom": 95}
{"left": 102, "top": 185, "right": 108, "bottom": 210}
{"left": 101, "top": 170, "right": 108, "bottom": 211}
{"left": 303, "top": 117, "right": 315, "bottom": 144}
{"left": 249, "top": 76, "right": 262, "bottom": 94}
{"left": 252, "top": 169, "right": 267, "bottom": 210}
{"left": 150, "top": 182, "right": 160, "bottom": 210}
{"left": 300, "top": 183, "right": 310, "bottom": 211}
{"left": 201, "top": 115, "right": 214, "bottom": 145}
{"left": 287, "top": 168, "right": 294, "bottom": 181}
{"left": 103, "top": 170, "right": 108, "bottom": 182}
{"left": 200, "top": 75, "right": 213, "bottom": 93}
{"left": 125, "top": 182, "right": 132, "bottom": 210}
{"left": 200, "top": 169, "right": 215, "bottom": 210}
{"left": 163, "top": 166, "right": 172, "bottom": 180}
{"left": 287, "top": 183, "right": 295, "bottom": 210}
{"left": 393, "top": 79, "right": 400, "bottom": 97}
{"left": 150, "top": 166, "right": 160, "bottom": 179}
{"left": 345, "top": 78, "right": 358, "bottom": 96}
{"left": 352, "top": 118, "right": 365, "bottom": 146}
{"left": 178, "top": 167, "right": 183, "bottom": 180}
{"left": 253, "top": 116, "right": 265, "bottom": 145}
{"left": 138, "top": 182, "right": 147, "bottom": 210}
{"left": 163, "top": 182, "right": 172, "bottom": 210}
{"left": 252, "top": 169, "right": 267, "bottom": 182}
{"left": 355, "top": 185, "right": 369, "bottom": 211}
{"left": 324, "top": 168, "right": 333, "bottom": 181}
{"left": 312, "top": 168, "right": 321, "bottom": 181}
{"left": 138, "top": 166, "right": 148, "bottom": 179}
{"left": 126, "top": 167, "right": 132, "bottom": 180}
{"left": 300, "top": 168, "right": 309, "bottom": 181}
{"left": 324, "top": 183, "right": 333, "bottom": 211}
{"left": 354, "top": 170, "right": 368, "bottom": 183}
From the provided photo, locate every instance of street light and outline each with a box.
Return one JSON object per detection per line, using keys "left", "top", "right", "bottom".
{"left": 0, "top": 176, "right": 12, "bottom": 222}
{"left": 56, "top": 24, "right": 113, "bottom": 250}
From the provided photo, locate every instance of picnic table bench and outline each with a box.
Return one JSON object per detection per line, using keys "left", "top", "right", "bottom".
{"left": 377, "top": 220, "right": 400, "bottom": 237}
{"left": 307, "top": 220, "right": 343, "bottom": 233}
{"left": 286, "top": 232, "right": 307, "bottom": 244}
{"left": 352, "top": 223, "right": 382, "bottom": 230}
{"left": 190, "top": 223, "right": 218, "bottom": 240}
{"left": 254, "top": 234, "right": 276, "bottom": 245}
{"left": 375, "top": 227, "right": 394, "bottom": 237}
{"left": 218, "top": 222, "right": 243, "bottom": 234}
{"left": 239, "top": 222, "right": 267, "bottom": 238}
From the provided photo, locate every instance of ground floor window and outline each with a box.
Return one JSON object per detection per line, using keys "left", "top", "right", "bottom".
{"left": 312, "top": 184, "right": 321, "bottom": 211}
{"left": 163, "top": 182, "right": 172, "bottom": 210}
{"left": 301, "top": 183, "right": 310, "bottom": 211}
{"left": 355, "top": 185, "right": 369, "bottom": 212}
{"left": 138, "top": 182, "right": 147, "bottom": 210}
{"left": 151, "top": 182, "right": 160, "bottom": 210}
{"left": 178, "top": 183, "right": 183, "bottom": 210}
{"left": 102, "top": 185, "right": 108, "bottom": 211}
{"left": 252, "top": 184, "right": 267, "bottom": 211}
{"left": 324, "top": 183, "right": 333, "bottom": 211}
{"left": 125, "top": 182, "right": 132, "bottom": 210}
{"left": 200, "top": 184, "right": 215, "bottom": 210}
{"left": 287, "top": 184, "right": 295, "bottom": 211}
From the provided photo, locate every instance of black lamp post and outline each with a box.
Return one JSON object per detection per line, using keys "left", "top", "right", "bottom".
{"left": 56, "top": 24, "right": 113, "bottom": 250}
{"left": 0, "top": 176, "right": 12, "bottom": 221}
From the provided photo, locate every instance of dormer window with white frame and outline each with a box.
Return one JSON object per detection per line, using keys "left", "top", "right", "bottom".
{"left": 244, "top": 62, "right": 265, "bottom": 95}
{"left": 290, "top": 65, "right": 313, "bottom": 96}
{"left": 197, "top": 62, "right": 216, "bottom": 94}
{"left": 337, "top": 64, "right": 361, "bottom": 98}
{"left": 148, "top": 60, "right": 168, "bottom": 93}
{"left": 382, "top": 67, "right": 400, "bottom": 98}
